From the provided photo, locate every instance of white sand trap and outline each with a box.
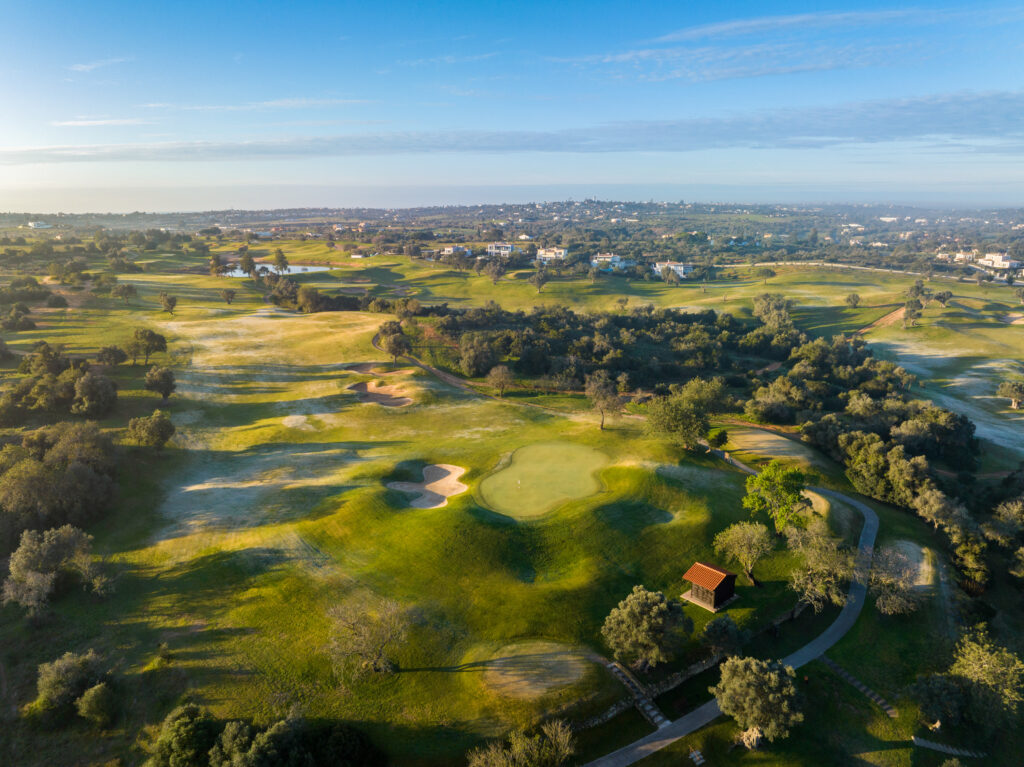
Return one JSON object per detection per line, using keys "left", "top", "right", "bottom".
{"left": 387, "top": 464, "right": 468, "bottom": 508}
{"left": 728, "top": 427, "right": 828, "bottom": 468}
{"left": 476, "top": 641, "right": 591, "bottom": 700}
{"left": 892, "top": 539, "right": 934, "bottom": 589}
{"left": 282, "top": 415, "right": 315, "bottom": 431}
{"left": 1000, "top": 312, "right": 1024, "bottom": 325}
{"left": 348, "top": 380, "right": 412, "bottom": 407}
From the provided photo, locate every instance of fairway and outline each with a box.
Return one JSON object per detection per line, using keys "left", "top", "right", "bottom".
{"left": 479, "top": 441, "right": 610, "bottom": 518}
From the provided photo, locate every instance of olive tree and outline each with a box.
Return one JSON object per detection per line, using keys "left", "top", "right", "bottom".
{"left": 742, "top": 461, "right": 808, "bottom": 534}
{"left": 786, "top": 519, "right": 853, "bottom": 612}
{"left": 467, "top": 720, "right": 574, "bottom": 767}
{"left": 127, "top": 410, "right": 176, "bottom": 450}
{"left": 601, "top": 585, "right": 691, "bottom": 670}
{"left": 585, "top": 370, "right": 620, "bottom": 430}
{"left": 997, "top": 379, "right": 1024, "bottom": 410}
{"left": 145, "top": 366, "right": 176, "bottom": 401}
{"left": 486, "top": 365, "right": 514, "bottom": 397}
{"left": 870, "top": 545, "right": 923, "bottom": 615}
{"left": 713, "top": 522, "right": 773, "bottom": 583}
{"left": 710, "top": 656, "right": 803, "bottom": 748}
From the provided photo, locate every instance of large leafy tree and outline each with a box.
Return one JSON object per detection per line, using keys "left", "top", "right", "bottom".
{"left": 950, "top": 628, "right": 1024, "bottom": 731}
{"left": 997, "top": 380, "right": 1024, "bottom": 410}
{"left": 601, "top": 585, "right": 692, "bottom": 669}
{"left": 710, "top": 656, "right": 803, "bottom": 747}
{"left": 742, "top": 460, "right": 808, "bottom": 533}
{"left": 645, "top": 394, "right": 709, "bottom": 449}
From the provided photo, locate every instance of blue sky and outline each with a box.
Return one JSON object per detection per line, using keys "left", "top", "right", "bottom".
{"left": 2, "top": 1, "right": 1024, "bottom": 211}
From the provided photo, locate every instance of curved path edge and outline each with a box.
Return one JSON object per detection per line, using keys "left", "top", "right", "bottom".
{"left": 584, "top": 452, "right": 879, "bottom": 767}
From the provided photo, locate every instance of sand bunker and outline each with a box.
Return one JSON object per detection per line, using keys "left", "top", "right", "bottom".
{"left": 1000, "top": 313, "right": 1024, "bottom": 325}
{"left": 348, "top": 380, "right": 412, "bottom": 407}
{"left": 476, "top": 641, "right": 591, "bottom": 699}
{"left": 892, "top": 539, "right": 934, "bottom": 589}
{"left": 858, "top": 306, "right": 905, "bottom": 334}
{"left": 727, "top": 427, "right": 828, "bottom": 469}
{"left": 387, "top": 464, "right": 468, "bottom": 508}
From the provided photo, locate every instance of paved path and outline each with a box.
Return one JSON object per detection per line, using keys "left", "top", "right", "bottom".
{"left": 584, "top": 455, "right": 880, "bottom": 767}
{"left": 820, "top": 655, "right": 897, "bottom": 718}
{"left": 912, "top": 736, "right": 985, "bottom": 758}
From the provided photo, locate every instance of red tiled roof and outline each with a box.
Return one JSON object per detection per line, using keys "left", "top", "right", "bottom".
{"left": 683, "top": 562, "right": 734, "bottom": 590}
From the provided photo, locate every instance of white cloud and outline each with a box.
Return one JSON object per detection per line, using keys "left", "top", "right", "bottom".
{"left": 7, "top": 90, "right": 1024, "bottom": 164}
{"left": 52, "top": 118, "right": 152, "bottom": 127}
{"left": 656, "top": 10, "right": 918, "bottom": 42}
{"left": 141, "top": 98, "right": 368, "bottom": 111}
{"left": 68, "top": 56, "right": 131, "bottom": 72}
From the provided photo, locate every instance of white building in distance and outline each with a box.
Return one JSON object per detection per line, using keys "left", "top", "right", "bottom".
{"left": 652, "top": 261, "right": 696, "bottom": 279}
{"left": 486, "top": 242, "right": 516, "bottom": 258}
{"left": 978, "top": 252, "right": 1022, "bottom": 270}
{"left": 536, "top": 247, "right": 568, "bottom": 263}
{"left": 590, "top": 253, "right": 636, "bottom": 271}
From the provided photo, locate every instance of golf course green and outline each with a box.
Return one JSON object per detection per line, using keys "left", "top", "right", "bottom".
{"left": 479, "top": 442, "right": 610, "bottom": 518}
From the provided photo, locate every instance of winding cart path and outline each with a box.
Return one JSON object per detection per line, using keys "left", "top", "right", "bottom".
{"left": 583, "top": 452, "right": 879, "bottom": 767}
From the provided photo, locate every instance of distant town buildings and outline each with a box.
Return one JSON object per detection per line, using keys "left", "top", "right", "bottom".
{"left": 26, "top": 221, "right": 51, "bottom": 229}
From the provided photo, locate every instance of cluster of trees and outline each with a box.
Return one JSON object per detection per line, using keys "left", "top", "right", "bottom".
{"left": 0, "top": 276, "right": 53, "bottom": 305}
{"left": 431, "top": 301, "right": 791, "bottom": 390}
{"left": 0, "top": 343, "right": 118, "bottom": 426}
{"left": 2, "top": 524, "right": 108, "bottom": 615}
{"left": 147, "top": 704, "right": 383, "bottom": 767}
{"left": 0, "top": 422, "right": 116, "bottom": 552}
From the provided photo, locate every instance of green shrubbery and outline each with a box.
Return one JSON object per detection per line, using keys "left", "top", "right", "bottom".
{"left": 147, "top": 705, "right": 384, "bottom": 767}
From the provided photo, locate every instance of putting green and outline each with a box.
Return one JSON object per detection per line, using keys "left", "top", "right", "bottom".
{"left": 479, "top": 441, "right": 609, "bottom": 518}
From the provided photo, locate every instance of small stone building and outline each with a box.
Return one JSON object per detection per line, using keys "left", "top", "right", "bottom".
{"left": 682, "top": 561, "right": 737, "bottom": 612}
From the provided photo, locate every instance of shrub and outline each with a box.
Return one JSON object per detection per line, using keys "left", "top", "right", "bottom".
{"left": 30, "top": 649, "right": 104, "bottom": 719}
{"left": 148, "top": 704, "right": 220, "bottom": 767}
{"left": 75, "top": 682, "right": 117, "bottom": 728}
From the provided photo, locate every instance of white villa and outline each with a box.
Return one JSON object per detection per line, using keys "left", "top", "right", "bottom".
{"left": 486, "top": 241, "right": 516, "bottom": 258}
{"left": 442, "top": 245, "right": 472, "bottom": 257}
{"left": 26, "top": 221, "right": 51, "bottom": 229}
{"left": 536, "top": 247, "right": 568, "bottom": 263}
{"left": 590, "top": 253, "right": 636, "bottom": 271}
{"left": 652, "top": 261, "right": 696, "bottom": 279}
{"left": 978, "top": 252, "right": 1022, "bottom": 270}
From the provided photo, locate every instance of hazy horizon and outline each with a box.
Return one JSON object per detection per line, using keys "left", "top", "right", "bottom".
{"left": 3, "top": 182, "right": 1023, "bottom": 217}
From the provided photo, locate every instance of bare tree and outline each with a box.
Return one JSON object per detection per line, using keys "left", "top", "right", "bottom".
{"left": 328, "top": 595, "right": 411, "bottom": 678}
